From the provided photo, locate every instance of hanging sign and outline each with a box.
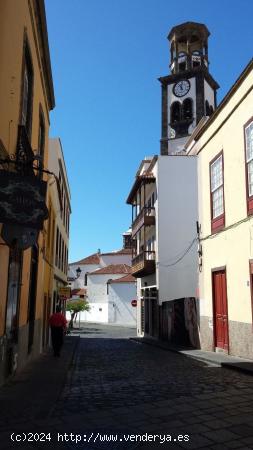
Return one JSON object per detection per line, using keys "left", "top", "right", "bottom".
{"left": 0, "top": 171, "right": 48, "bottom": 230}
{"left": 1, "top": 224, "right": 38, "bottom": 250}
{"left": 58, "top": 287, "right": 71, "bottom": 298}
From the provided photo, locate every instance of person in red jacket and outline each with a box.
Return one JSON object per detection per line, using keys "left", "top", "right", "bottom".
{"left": 49, "top": 305, "right": 67, "bottom": 357}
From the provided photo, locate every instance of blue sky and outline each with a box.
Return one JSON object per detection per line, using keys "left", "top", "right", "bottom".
{"left": 45, "top": 0, "right": 253, "bottom": 263}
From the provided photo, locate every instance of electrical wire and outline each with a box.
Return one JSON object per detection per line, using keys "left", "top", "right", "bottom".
{"left": 158, "top": 237, "right": 198, "bottom": 267}
{"left": 200, "top": 214, "right": 253, "bottom": 241}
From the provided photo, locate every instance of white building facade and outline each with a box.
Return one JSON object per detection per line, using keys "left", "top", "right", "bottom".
{"left": 127, "top": 155, "right": 198, "bottom": 343}
{"left": 127, "top": 22, "right": 219, "bottom": 345}
{"left": 67, "top": 236, "right": 137, "bottom": 326}
{"left": 108, "top": 275, "right": 137, "bottom": 326}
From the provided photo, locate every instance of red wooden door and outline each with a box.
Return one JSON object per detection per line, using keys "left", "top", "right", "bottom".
{"left": 212, "top": 270, "right": 229, "bottom": 350}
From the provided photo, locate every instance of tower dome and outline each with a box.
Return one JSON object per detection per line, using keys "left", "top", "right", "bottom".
{"left": 168, "top": 22, "right": 210, "bottom": 75}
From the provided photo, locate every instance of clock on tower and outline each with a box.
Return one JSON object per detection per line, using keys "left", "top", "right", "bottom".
{"left": 159, "top": 22, "right": 219, "bottom": 155}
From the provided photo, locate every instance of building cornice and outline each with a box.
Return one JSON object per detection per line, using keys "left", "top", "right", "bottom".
{"left": 34, "top": 0, "right": 55, "bottom": 110}
{"left": 158, "top": 66, "right": 219, "bottom": 91}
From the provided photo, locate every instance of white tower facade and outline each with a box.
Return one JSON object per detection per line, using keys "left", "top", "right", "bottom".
{"left": 159, "top": 22, "right": 219, "bottom": 155}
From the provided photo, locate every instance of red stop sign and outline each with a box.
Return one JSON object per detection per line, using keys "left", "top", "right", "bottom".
{"left": 131, "top": 299, "right": 137, "bottom": 307}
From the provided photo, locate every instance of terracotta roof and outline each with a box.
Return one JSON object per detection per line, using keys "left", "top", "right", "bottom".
{"left": 101, "top": 248, "right": 132, "bottom": 256}
{"left": 89, "top": 264, "right": 132, "bottom": 275}
{"left": 69, "top": 253, "right": 100, "bottom": 265}
{"left": 71, "top": 288, "right": 87, "bottom": 296}
{"left": 109, "top": 274, "right": 136, "bottom": 284}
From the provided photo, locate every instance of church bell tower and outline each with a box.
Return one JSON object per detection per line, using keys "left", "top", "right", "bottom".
{"left": 159, "top": 22, "right": 219, "bottom": 155}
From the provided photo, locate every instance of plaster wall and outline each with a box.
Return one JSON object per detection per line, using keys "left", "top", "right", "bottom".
{"left": 156, "top": 155, "right": 198, "bottom": 303}
{"left": 66, "top": 304, "right": 108, "bottom": 323}
{"left": 204, "top": 79, "right": 215, "bottom": 110}
{"left": 108, "top": 283, "right": 137, "bottom": 326}
{"left": 100, "top": 253, "right": 132, "bottom": 267}
{"left": 87, "top": 273, "right": 125, "bottom": 304}
{"left": 69, "top": 263, "right": 100, "bottom": 290}
{"left": 167, "top": 76, "right": 197, "bottom": 143}
{"left": 197, "top": 71, "right": 253, "bottom": 326}
{"left": 0, "top": 0, "right": 54, "bottom": 378}
{"left": 49, "top": 138, "right": 70, "bottom": 290}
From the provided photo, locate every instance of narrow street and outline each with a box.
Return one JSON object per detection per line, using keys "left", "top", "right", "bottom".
{"left": 1, "top": 324, "right": 253, "bottom": 449}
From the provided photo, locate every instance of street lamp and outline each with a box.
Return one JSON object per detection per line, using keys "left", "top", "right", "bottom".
{"left": 76, "top": 267, "right": 82, "bottom": 278}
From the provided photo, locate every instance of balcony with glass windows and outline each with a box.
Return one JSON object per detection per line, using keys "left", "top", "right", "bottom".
{"left": 131, "top": 250, "right": 156, "bottom": 278}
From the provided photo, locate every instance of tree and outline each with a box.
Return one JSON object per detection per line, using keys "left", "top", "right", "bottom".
{"left": 66, "top": 298, "right": 90, "bottom": 329}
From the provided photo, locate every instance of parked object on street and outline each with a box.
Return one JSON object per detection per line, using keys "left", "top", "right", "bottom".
{"left": 49, "top": 306, "right": 67, "bottom": 357}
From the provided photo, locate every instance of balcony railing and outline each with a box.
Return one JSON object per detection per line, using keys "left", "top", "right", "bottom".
{"left": 132, "top": 250, "right": 156, "bottom": 277}
{"left": 132, "top": 207, "right": 155, "bottom": 237}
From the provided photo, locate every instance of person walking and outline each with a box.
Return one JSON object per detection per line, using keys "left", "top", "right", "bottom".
{"left": 49, "top": 305, "right": 67, "bottom": 357}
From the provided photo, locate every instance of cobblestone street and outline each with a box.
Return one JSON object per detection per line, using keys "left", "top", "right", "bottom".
{"left": 1, "top": 324, "right": 253, "bottom": 449}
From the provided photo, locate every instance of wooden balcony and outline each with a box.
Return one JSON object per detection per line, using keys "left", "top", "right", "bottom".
{"left": 131, "top": 251, "right": 156, "bottom": 278}
{"left": 132, "top": 207, "right": 155, "bottom": 237}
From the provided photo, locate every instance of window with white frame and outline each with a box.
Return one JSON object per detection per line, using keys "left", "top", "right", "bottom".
{"left": 210, "top": 154, "right": 224, "bottom": 227}
{"left": 245, "top": 121, "right": 253, "bottom": 198}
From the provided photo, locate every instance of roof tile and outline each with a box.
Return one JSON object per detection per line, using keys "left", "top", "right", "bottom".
{"left": 89, "top": 264, "right": 131, "bottom": 275}
{"left": 70, "top": 253, "right": 100, "bottom": 265}
{"left": 109, "top": 274, "right": 136, "bottom": 283}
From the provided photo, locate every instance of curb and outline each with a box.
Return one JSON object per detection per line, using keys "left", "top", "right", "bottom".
{"left": 131, "top": 337, "right": 253, "bottom": 377}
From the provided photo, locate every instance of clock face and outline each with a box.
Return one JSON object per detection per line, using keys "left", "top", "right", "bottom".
{"left": 173, "top": 80, "right": 190, "bottom": 97}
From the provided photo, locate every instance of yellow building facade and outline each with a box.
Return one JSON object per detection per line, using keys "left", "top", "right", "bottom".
{"left": 188, "top": 60, "right": 253, "bottom": 359}
{"left": 0, "top": 0, "right": 55, "bottom": 383}
{"left": 48, "top": 138, "right": 71, "bottom": 314}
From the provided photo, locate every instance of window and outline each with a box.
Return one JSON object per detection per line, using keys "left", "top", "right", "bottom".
{"left": 210, "top": 153, "right": 225, "bottom": 232}
{"left": 245, "top": 120, "right": 253, "bottom": 214}
{"left": 151, "top": 192, "right": 155, "bottom": 207}
{"left": 37, "top": 109, "right": 45, "bottom": 177}
{"left": 171, "top": 102, "right": 181, "bottom": 123}
{"left": 21, "top": 43, "right": 33, "bottom": 137}
{"left": 171, "top": 99, "right": 193, "bottom": 124}
{"left": 205, "top": 100, "right": 210, "bottom": 116}
{"left": 205, "top": 100, "right": 214, "bottom": 117}
{"left": 55, "top": 227, "right": 59, "bottom": 267}
{"left": 183, "top": 98, "right": 193, "bottom": 120}
{"left": 192, "top": 50, "right": 201, "bottom": 68}
{"left": 59, "top": 234, "right": 62, "bottom": 270}
{"left": 178, "top": 52, "right": 187, "bottom": 72}
{"left": 5, "top": 248, "right": 23, "bottom": 343}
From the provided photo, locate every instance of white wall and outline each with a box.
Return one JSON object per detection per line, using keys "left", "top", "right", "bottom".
{"left": 69, "top": 263, "right": 101, "bottom": 289}
{"left": 108, "top": 283, "right": 137, "bottom": 326}
{"left": 99, "top": 253, "right": 131, "bottom": 267}
{"left": 167, "top": 136, "right": 189, "bottom": 155}
{"left": 157, "top": 155, "right": 198, "bottom": 302}
{"left": 87, "top": 273, "right": 123, "bottom": 303}
{"left": 204, "top": 80, "right": 215, "bottom": 110}
{"left": 167, "top": 76, "right": 196, "bottom": 150}
{"left": 66, "top": 303, "right": 108, "bottom": 323}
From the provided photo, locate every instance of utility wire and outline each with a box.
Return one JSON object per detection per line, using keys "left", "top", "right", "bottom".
{"left": 158, "top": 237, "right": 198, "bottom": 267}
{"left": 200, "top": 215, "right": 253, "bottom": 241}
